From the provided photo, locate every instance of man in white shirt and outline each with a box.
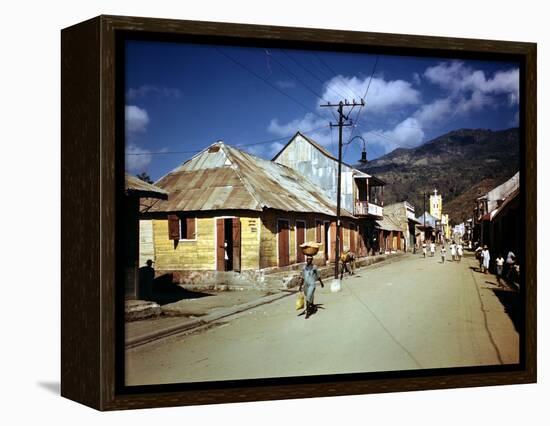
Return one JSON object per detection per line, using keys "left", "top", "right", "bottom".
{"left": 481, "top": 245, "right": 491, "bottom": 273}
{"left": 495, "top": 254, "right": 505, "bottom": 285}
{"left": 430, "top": 241, "right": 436, "bottom": 257}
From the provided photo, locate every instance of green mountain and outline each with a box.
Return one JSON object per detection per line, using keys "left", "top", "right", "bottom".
{"left": 358, "top": 128, "right": 520, "bottom": 224}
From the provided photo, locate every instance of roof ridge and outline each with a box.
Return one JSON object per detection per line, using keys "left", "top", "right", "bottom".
{"left": 221, "top": 144, "right": 264, "bottom": 210}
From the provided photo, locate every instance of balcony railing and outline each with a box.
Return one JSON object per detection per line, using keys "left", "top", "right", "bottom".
{"left": 355, "top": 201, "right": 383, "bottom": 217}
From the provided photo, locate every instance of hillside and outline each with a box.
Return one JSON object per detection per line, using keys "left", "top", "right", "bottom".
{"left": 358, "top": 128, "right": 520, "bottom": 224}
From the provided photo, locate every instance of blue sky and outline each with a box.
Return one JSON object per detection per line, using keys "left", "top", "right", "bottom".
{"left": 125, "top": 40, "right": 520, "bottom": 180}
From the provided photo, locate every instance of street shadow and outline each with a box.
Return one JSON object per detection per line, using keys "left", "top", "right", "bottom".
{"left": 309, "top": 303, "right": 325, "bottom": 317}
{"left": 149, "top": 274, "right": 213, "bottom": 306}
{"left": 296, "top": 304, "right": 325, "bottom": 318}
{"left": 491, "top": 287, "right": 522, "bottom": 333}
{"left": 37, "top": 381, "right": 60, "bottom": 395}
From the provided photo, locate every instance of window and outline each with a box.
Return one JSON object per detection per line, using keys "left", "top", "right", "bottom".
{"left": 168, "top": 215, "right": 196, "bottom": 240}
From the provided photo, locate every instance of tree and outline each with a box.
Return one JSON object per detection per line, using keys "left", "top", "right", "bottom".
{"left": 136, "top": 172, "right": 153, "bottom": 184}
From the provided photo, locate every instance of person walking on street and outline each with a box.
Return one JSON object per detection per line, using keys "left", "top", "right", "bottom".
{"left": 339, "top": 248, "right": 355, "bottom": 279}
{"left": 475, "top": 245, "right": 483, "bottom": 271}
{"left": 440, "top": 245, "right": 446, "bottom": 263}
{"left": 422, "top": 241, "right": 427, "bottom": 258}
{"left": 496, "top": 254, "right": 505, "bottom": 285}
{"left": 505, "top": 250, "right": 516, "bottom": 279}
{"left": 481, "top": 245, "right": 491, "bottom": 273}
{"left": 430, "top": 241, "right": 436, "bottom": 257}
{"left": 457, "top": 243, "right": 463, "bottom": 262}
{"left": 450, "top": 242, "right": 457, "bottom": 261}
{"left": 298, "top": 255, "right": 325, "bottom": 319}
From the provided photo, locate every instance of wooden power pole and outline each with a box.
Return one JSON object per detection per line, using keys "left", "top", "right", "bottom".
{"left": 320, "top": 99, "right": 364, "bottom": 279}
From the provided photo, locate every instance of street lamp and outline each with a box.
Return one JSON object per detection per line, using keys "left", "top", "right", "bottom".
{"left": 347, "top": 135, "right": 368, "bottom": 164}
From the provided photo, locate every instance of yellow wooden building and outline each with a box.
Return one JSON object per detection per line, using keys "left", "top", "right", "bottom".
{"left": 140, "top": 142, "right": 356, "bottom": 281}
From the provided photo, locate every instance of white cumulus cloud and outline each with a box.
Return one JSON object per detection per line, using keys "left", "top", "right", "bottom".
{"left": 424, "top": 61, "right": 519, "bottom": 105}
{"left": 364, "top": 117, "right": 425, "bottom": 154}
{"left": 126, "top": 143, "right": 152, "bottom": 172}
{"left": 125, "top": 105, "right": 149, "bottom": 134}
{"left": 322, "top": 76, "right": 421, "bottom": 113}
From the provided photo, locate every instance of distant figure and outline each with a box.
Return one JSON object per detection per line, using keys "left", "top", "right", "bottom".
{"left": 440, "top": 245, "right": 446, "bottom": 263}
{"left": 430, "top": 241, "right": 436, "bottom": 257}
{"left": 495, "top": 254, "right": 505, "bottom": 285}
{"left": 138, "top": 259, "right": 155, "bottom": 300}
{"left": 339, "top": 249, "right": 355, "bottom": 279}
{"left": 224, "top": 241, "right": 230, "bottom": 271}
{"left": 457, "top": 243, "right": 464, "bottom": 262}
{"left": 475, "top": 245, "right": 483, "bottom": 270}
{"left": 422, "top": 242, "right": 427, "bottom": 258}
{"left": 481, "top": 245, "right": 491, "bottom": 273}
{"left": 506, "top": 250, "right": 517, "bottom": 280}
{"left": 298, "top": 255, "right": 325, "bottom": 319}
{"left": 450, "top": 242, "right": 457, "bottom": 261}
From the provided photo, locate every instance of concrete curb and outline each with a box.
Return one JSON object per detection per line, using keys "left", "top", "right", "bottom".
{"left": 125, "top": 291, "right": 295, "bottom": 349}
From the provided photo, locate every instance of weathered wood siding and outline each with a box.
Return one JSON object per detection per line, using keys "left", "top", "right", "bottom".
{"left": 138, "top": 220, "right": 154, "bottom": 268}
{"left": 274, "top": 133, "right": 355, "bottom": 213}
{"left": 150, "top": 215, "right": 261, "bottom": 271}
{"left": 240, "top": 216, "right": 261, "bottom": 270}
{"left": 260, "top": 211, "right": 331, "bottom": 268}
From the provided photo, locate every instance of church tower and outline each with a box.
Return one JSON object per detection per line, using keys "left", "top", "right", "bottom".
{"left": 430, "top": 189, "right": 442, "bottom": 220}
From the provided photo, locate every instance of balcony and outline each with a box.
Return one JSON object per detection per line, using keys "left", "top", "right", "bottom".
{"left": 354, "top": 201, "right": 383, "bottom": 217}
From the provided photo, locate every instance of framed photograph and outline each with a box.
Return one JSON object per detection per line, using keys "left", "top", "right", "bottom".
{"left": 61, "top": 15, "right": 536, "bottom": 410}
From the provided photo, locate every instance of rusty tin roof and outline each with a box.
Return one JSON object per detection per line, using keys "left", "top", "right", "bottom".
{"left": 147, "top": 142, "right": 353, "bottom": 217}
{"left": 125, "top": 174, "right": 168, "bottom": 199}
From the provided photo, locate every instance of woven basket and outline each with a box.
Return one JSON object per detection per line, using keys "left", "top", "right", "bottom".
{"left": 300, "top": 242, "right": 320, "bottom": 256}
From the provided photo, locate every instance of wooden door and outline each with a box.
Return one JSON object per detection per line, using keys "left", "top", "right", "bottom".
{"left": 277, "top": 220, "right": 290, "bottom": 267}
{"left": 329, "top": 221, "right": 336, "bottom": 262}
{"left": 324, "top": 221, "right": 330, "bottom": 261}
{"left": 232, "top": 218, "right": 241, "bottom": 272}
{"left": 296, "top": 221, "right": 306, "bottom": 263}
{"left": 350, "top": 224, "right": 356, "bottom": 253}
{"left": 216, "top": 218, "right": 225, "bottom": 271}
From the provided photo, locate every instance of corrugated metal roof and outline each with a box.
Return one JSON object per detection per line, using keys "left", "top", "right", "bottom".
{"left": 376, "top": 215, "right": 403, "bottom": 232}
{"left": 485, "top": 188, "right": 519, "bottom": 222}
{"left": 147, "top": 142, "right": 353, "bottom": 217}
{"left": 125, "top": 174, "right": 168, "bottom": 199}
{"left": 416, "top": 211, "right": 438, "bottom": 227}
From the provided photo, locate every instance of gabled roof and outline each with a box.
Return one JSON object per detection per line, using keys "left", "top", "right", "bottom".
{"left": 376, "top": 215, "right": 403, "bottom": 232}
{"left": 416, "top": 211, "right": 438, "bottom": 228}
{"left": 147, "top": 142, "right": 353, "bottom": 217}
{"left": 272, "top": 131, "right": 361, "bottom": 170}
{"left": 272, "top": 131, "right": 386, "bottom": 186}
{"left": 272, "top": 131, "right": 336, "bottom": 162}
{"left": 125, "top": 174, "right": 168, "bottom": 199}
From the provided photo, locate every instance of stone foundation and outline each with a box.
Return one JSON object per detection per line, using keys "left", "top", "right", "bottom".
{"left": 154, "top": 252, "right": 404, "bottom": 291}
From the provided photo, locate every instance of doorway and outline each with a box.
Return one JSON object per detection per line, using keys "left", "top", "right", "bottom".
{"left": 216, "top": 218, "right": 241, "bottom": 272}
{"left": 277, "top": 219, "right": 290, "bottom": 267}
{"left": 324, "top": 221, "right": 330, "bottom": 262}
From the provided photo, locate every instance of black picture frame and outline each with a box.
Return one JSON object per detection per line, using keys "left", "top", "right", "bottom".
{"left": 61, "top": 15, "right": 536, "bottom": 411}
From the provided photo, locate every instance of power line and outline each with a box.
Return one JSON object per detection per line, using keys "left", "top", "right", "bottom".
{"left": 265, "top": 50, "right": 327, "bottom": 103}
{"left": 348, "top": 55, "right": 379, "bottom": 144}
{"left": 280, "top": 49, "right": 351, "bottom": 101}
{"left": 125, "top": 124, "right": 331, "bottom": 156}
{"left": 313, "top": 53, "right": 362, "bottom": 101}
{"left": 216, "top": 48, "right": 327, "bottom": 122}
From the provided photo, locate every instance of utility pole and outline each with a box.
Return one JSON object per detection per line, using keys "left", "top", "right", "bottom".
{"left": 320, "top": 99, "right": 365, "bottom": 279}
{"left": 423, "top": 191, "right": 426, "bottom": 241}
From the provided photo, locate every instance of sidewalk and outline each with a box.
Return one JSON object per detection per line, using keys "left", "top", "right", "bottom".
{"left": 463, "top": 253, "right": 520, "bottom": 364}
{"left": 126, "top": 251, "right": 407, "bottom": 348}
